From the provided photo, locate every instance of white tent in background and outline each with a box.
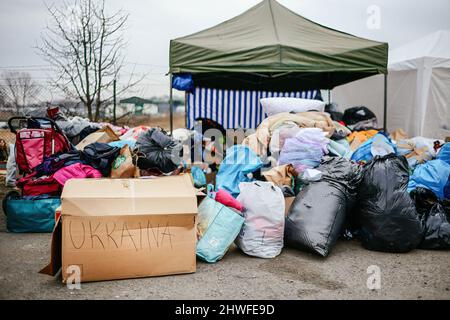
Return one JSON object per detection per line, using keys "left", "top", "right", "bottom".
{"left": 333, "top": 30, "right": 450, "bottom": 139}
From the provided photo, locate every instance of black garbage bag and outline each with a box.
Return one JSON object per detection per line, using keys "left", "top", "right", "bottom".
{"left": 285, "top": 157, "right": 363, "bottom": 257}
{"left": 410, "top": 187, "right": 439, "bottom": 215}
{"left": 342, "top": 106, "right": 376, "bottom": 126}
{"left": 410, "top": 187, "right": 450, "bottom": 249}
{"left": 443, "top": 199, "right": 450, "bottom": 215}
{"left": 356, "top": 154, "right": 422, "bottom": 253}
{"left": 420, "top": 204, "right": 450, "bottom": 249}
{"left": 135, "top": 128, "right": 181, "bottom": 173}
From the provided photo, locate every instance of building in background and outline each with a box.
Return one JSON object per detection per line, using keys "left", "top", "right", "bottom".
{"left": 118, "top": 97, "right": 159, "bottom": 116}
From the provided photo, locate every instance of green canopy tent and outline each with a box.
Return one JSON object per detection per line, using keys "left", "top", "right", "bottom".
{"left": 168, "top": 0, "right": 388, "bottom": 131}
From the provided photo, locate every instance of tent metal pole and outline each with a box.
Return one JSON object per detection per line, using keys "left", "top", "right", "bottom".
{"left": 184, "top": 91, "right": 188, "bottom": 128}
{"left": 327, "top": 90, "right": 331, "bottom": 103}
{"left": 169, "top": 74, "right": 174, "bottom": 134}
{"left": 383, "top": 73, "right": 387, "bottom": 132}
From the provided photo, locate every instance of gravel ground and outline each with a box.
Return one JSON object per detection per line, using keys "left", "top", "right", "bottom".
{"left": 1, "top": 185, "right": 449, "bottom": 300}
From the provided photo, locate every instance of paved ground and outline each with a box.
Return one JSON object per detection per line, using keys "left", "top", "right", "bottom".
{"left": 1, "top": 185, "right": 450, "bottom": 300}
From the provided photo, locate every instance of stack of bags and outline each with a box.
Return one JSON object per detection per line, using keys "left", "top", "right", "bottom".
{"left": 209, "top": 97, "right": 450, "bottom": 260}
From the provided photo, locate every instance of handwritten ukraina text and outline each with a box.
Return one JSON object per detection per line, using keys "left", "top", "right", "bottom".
{"left": 67, "top": 220, "right": 175, "bottom": 251}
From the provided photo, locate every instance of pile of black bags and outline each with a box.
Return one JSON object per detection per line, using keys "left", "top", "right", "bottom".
{"left": 285, "top": 154, "right": 447, "bottom": 257}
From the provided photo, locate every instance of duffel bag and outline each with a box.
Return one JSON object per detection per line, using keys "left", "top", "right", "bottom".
{"left": 3, "top": 191, "right": 60, "bottom": 233}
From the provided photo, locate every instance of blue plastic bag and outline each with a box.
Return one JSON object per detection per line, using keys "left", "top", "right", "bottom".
{"left": 408, "top": 159, "right": 450, "bottom": 200}
{"left": 437, "top": 143, "right": 450, "bottom": 165}
{"left": 108, "top": 139, "right": 136, "bottom": 149}
{"left": 216, "top": 145, "right": 263, "bottom": 198}
{"left": 444, "top": 177, "right": 450, "bottom": 199}
{"left": 172, "top": 73, "right": 194, "bottom": 91}
{"left": 191, "top": 166, "right": 207, "bottom": 188}
{"left": 196, "top": 185, "right": 244, "bottom": 263}
{"left": 5, "top": 197, "right": 60, "bottom": 233}
{"left": 351, "top": 133, "right": 396, "bottom": 162}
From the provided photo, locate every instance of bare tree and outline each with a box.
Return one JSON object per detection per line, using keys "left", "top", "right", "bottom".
{"left": 0, "top": 71, "right": 41, "bottom": 113}
{"left": 37, "top": 0, "right": 142, "bottom": 121}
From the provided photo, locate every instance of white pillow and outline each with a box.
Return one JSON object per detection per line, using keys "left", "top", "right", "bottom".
{"left": 260, "top": 97, "right": 325, "bottom": 116}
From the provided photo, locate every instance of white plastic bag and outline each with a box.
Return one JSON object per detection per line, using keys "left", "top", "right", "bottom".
{"left": 260, "top": 97, "right": 325, "bottom": 116}
{"left": 302, "top": 168, "right": 322, "bottom": 182}
{"left": 236, "top": 181, "right": 285, "bottom": 258}
{"left": 5, "top": 144, "right": 16, "bottom": 187}
{"left": 172, "top": 128, "right": 192, "bottom": 143}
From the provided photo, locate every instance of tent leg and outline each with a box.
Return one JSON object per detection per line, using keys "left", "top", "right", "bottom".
{"left": 169, "top": 74, "right": 174, "bottom": 134}
{"left": 383, "top": 73, "right": 387, "bottom": 132}
{"left": 184, "top": 91, "right": 188, "bottom": 129}
{"left": 327, "top": 90, "right": 331, "bottom": 104}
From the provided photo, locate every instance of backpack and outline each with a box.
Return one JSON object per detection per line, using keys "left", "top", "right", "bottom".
{"left": 9, "top": 117, "right": 72, "bottom": 174}
{"left": 82, "top": 142, "right": 120, "bottom": 176}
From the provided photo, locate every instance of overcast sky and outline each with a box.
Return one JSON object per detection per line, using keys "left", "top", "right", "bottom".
{"left": 0, "top": 0, "right": 449, "bottom": 100}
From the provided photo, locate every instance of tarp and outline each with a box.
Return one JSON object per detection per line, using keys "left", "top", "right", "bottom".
{"left": 169, "top": 0, "right": 388, "bottom": 91}
{"left": 333, "top": 30, "right": 450, "bottom": 139}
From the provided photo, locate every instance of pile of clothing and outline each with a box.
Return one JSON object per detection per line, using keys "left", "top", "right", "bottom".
{"left": 16, "top": 142, "right": 120, "bottom": 198}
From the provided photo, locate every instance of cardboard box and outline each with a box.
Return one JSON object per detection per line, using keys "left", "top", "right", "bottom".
{"left": 40, "top": 175, "right": 198, "bottom": 283}
{"left": 75, "top": 126, "right": 119, "bottom": 150}
{"left": 284, "top": 196, "right": 295, "bottom": 217}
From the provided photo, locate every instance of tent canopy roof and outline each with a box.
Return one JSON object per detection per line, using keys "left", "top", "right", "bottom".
{"left": 389, "top": 30, "right": 450, "bottom": 70}
{"left": 169, "top": 0, "right": 388, "bottom": 90}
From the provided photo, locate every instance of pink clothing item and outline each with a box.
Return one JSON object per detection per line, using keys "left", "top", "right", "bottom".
{"left": 214, "top": 189, "right": 243, "bottom": 212}
{"left": 53, "top": 163, "right": 102, "bottom": 186}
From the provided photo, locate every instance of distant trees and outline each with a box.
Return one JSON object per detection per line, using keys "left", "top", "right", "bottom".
{"left": 0, "top": 71, "right": 41, "bottom": 113}
{"left": 37, "top": 0, "right": 141, "bottom": 121}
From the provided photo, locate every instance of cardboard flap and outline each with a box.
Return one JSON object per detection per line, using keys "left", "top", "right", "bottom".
{"left": 39, "top": 217, "right": 62, "bottom": 276}
{"left": 61, "top": 174, "right": 198, "bottom": 217}
{"left": 75, "top": 126, "right": 119, "bottom": 150}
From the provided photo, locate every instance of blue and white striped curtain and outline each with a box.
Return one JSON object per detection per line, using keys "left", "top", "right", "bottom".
{"left": 186, "top": 87, "right": 320, "bottom": 129}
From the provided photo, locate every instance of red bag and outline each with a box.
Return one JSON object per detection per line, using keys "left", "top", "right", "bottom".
{"left": 17, "top": 172, "right": 62, "bottom": 197}
{"left": 9, "top": 117, "right": 71, "bottom": 174}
